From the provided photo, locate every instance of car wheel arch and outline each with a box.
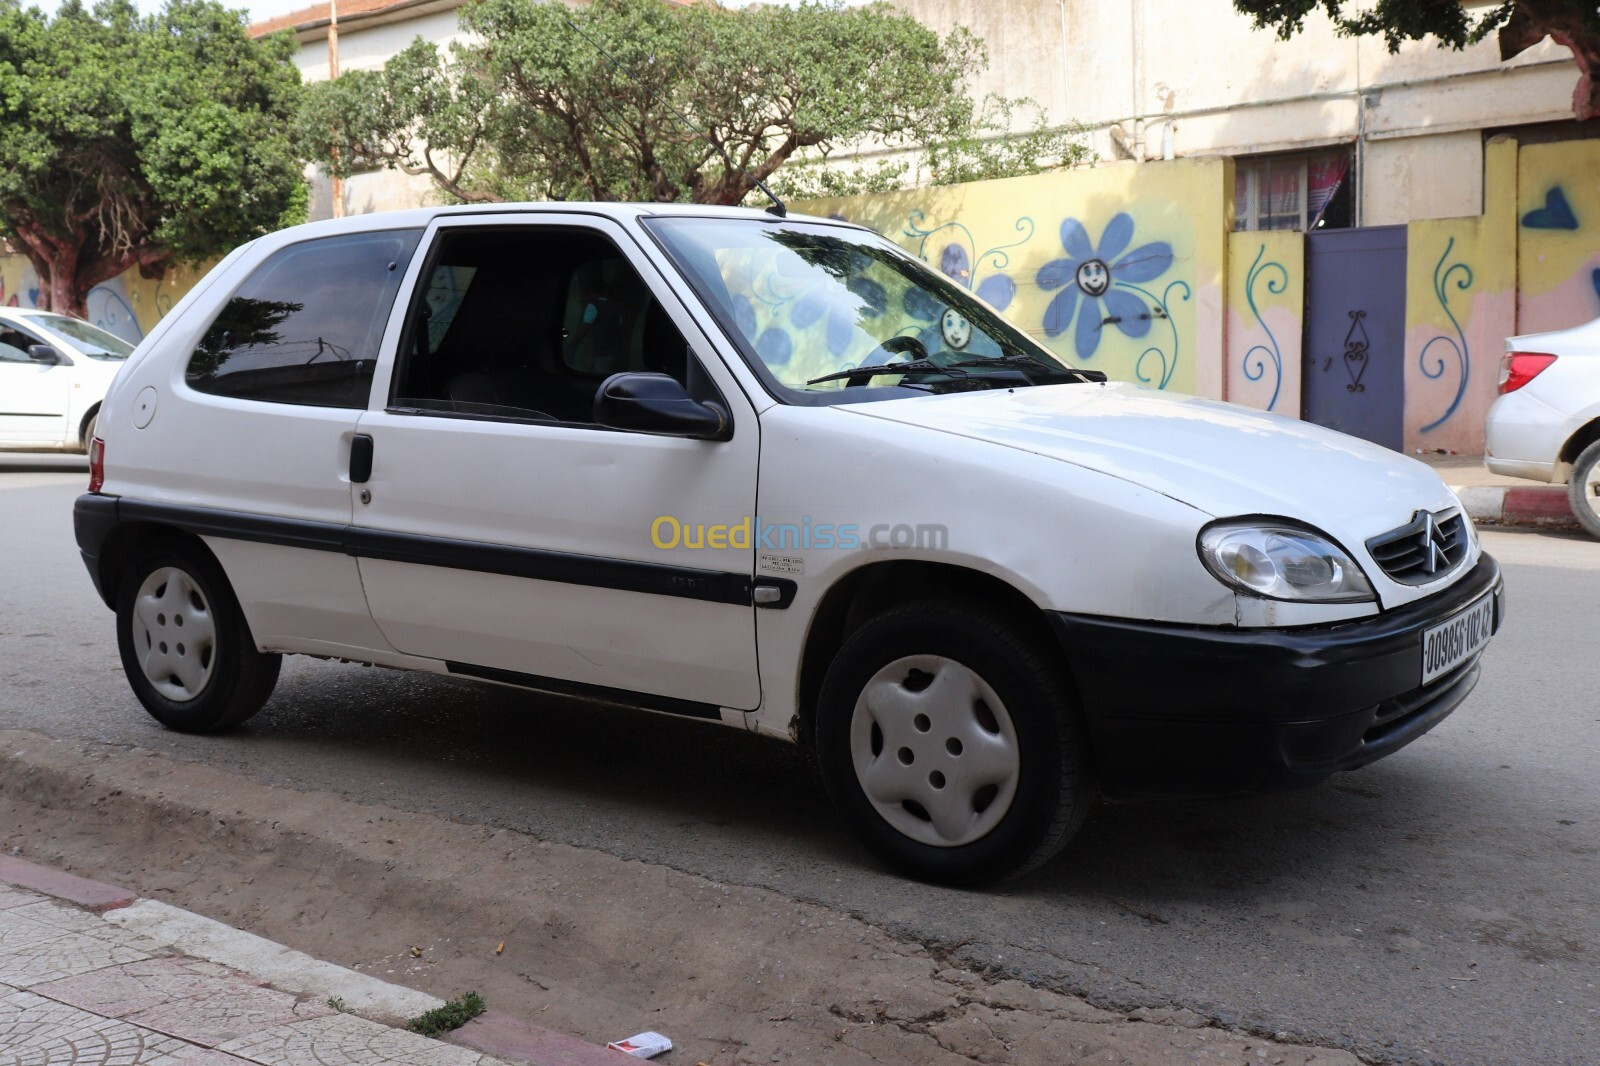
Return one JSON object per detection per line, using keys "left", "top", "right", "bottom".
{"left": 1560, "top": 416, "right": 1600, "bottom": 470}
{"left": 95, "top": 523, "right": 221, "bottom": 612}
{"left": 796, "top": 559, "right": 1077, "bottom": 748}
{"left": 78, "top": 404, "right": 100, "bottom": 452}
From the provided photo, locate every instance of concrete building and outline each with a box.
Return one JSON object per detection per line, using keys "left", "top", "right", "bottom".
{"left": 892, "top": 0, "right": 1587, "bottom": 231}
{"left": 252, "top": 0, "right": 478, "bottom": 219}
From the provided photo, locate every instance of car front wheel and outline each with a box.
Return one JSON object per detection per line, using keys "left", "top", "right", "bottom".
{"left": 1569, "top": 438, "right": 1600, "bottom": 540}
{"left": 815, "top": 601, "right": 1092, "bottom": 885}
{"left": 115, "top": 543, "right": 281, "bottom": 733}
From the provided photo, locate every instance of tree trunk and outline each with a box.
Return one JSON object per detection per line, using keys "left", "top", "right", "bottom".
{"left": 1500, "top": 1, "right": 1600, "bottom": 120}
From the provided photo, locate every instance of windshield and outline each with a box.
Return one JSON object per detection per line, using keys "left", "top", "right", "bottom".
{"left": 644, "top": 217, "right": 1095, "bottom": 403}
{"left": 29, "top": 313, "right": 135, "bottom": 360}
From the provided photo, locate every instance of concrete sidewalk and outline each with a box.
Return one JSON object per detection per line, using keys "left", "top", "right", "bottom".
{"left": 1417, "top": 453, "right": 1582, "bottom": 530}
{"left": 0, "top": 856, "right": 624, "bottom": 1066}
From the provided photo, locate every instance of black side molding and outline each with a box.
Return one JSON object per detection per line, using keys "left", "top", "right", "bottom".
{"left": 77, "top": 496, "right": 774, "bottom": 609}
{"left": 447, "top": 661, "right": 723, "bottom": 720}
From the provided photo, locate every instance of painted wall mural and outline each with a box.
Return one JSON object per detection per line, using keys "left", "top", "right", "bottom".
{"left": 799, "top": 158, "right": 1232, "bottom": 398}
{"left": 1517, "top": 140, "right": 1600, "bottom": 338}
{"left": 1225, "top": 231, "right": 1303, "bottom": 418}
{"left": 0, "top": 254, "right": 204, "bottom": 343}
{"left": 1415, "top": 237, "right": 1474, "bottom": 434}
{"left": 1402, "top": 138, "right": 1517, "bottom": 454}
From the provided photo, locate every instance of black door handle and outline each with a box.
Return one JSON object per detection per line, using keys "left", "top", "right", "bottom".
{"left": 350, "top": 434, "right": 374, "bottom": 484}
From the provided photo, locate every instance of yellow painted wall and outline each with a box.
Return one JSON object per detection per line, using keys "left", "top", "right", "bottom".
{"left": 1225, "top": 230, "right": 1303, "bottom": 417}
{"left": 1403, "top": 137, "right": 1519, "bottom": 454}
{"left": 1516, "top": 140, "right": 1600, "bottom": 337}
{"left": 798, "top": 158, "right": 1233, "bottom": 398}
{"left": 0, "top": 255, "right": 209, "bottom": 343}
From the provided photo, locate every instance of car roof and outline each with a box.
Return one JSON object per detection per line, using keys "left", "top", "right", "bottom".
{"left": 264, "top": 201, "right": 860, "bottom": 245}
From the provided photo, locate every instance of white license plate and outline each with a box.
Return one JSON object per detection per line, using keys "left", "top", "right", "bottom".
{"left": 1421, "top": 591, "right": 1495, "bottom": 684}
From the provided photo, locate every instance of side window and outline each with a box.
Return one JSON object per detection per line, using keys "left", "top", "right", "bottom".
{"left": 391, "top": 227, "right": 693, "bottom": 425}
{"left": 0, "top": 322, "right": 45, "bottom": 363}
{"left": 186, "top": 229, "right": 423, "bottom": 408}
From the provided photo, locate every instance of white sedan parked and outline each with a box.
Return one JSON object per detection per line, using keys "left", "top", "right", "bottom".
{"left": 74, "top": 204, "right": 1502, "bottom": 884}
{"left": 0, "top": 306, "right": 134, "bottom": 452}
{"left": 1486, "top": 318, "right": 1600, "bottom": 539}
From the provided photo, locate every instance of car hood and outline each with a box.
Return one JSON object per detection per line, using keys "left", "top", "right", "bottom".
{"left": 838, "top": 382, "right": 1459, "bottom": 535}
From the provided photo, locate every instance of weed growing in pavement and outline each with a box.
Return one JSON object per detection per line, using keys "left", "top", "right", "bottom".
{"left": 325, "top": 996, "right": 349, "bottom": 1013}
{"left": 408, "top": 992, "right": 486, "bottom": 1038}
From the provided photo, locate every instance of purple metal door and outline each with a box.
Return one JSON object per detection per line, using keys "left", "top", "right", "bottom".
{"left": 1302, "top": 226, "right": 1407, "bottom": 451}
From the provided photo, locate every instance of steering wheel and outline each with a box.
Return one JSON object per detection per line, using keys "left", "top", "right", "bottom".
{"left": 846, "top": 334, "right": 930, "bottom": 386}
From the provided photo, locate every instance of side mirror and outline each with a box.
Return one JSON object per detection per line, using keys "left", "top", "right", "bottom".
{"left": 594, "top": 372, "right": 730, "bottom": 441}
{"left": 27, "top": 344, "right": 63, "bottom": 365}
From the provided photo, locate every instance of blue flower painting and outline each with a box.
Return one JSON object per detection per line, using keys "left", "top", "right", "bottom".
{"left": 1036, "top": 213, "right": 1172, "bottom": 359}
{"left": 938, "top": 244, "right": 1017, "bottom": 311}
{"left": 788, "top": 255, "right": 887, "bottom": 358}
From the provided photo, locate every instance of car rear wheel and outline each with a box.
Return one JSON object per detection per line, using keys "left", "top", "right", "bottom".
{"left": 1570, "top": 439, "right": 1600, "bottom": 540}
{"left": 815, "top": 601, "right": 1092, "bottom": 885}
{"left": 115, "top": 543, "right": 281, "bottom": 733}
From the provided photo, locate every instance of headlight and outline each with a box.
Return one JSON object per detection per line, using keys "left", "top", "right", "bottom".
{"left": 1198, "top": 520, "right": 1375, "bottom": 603}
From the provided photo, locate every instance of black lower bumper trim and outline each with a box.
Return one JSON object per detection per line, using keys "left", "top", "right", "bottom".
{"left": 73, "top": 493, "right": 121, "bottom": 607}
{"left": 1051, "top": 554, "right": 1502, "bottom": 798}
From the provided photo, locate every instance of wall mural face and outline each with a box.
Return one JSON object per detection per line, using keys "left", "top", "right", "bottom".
{"left": 1034, "top": 214, "right": 1190, "bottom": 389}
{"left": 799, "top": 160, "right": 1230, "bottom": 398}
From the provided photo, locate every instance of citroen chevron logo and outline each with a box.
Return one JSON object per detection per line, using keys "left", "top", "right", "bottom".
{"left": 1420, "top": 512, "right": 1449, "bottom": 575}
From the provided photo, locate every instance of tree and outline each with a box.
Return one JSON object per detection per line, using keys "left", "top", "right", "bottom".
{"left": 295, "top": 0, "right": 1087, "bottom": 207}
{"left": 0, "top": 0, "right": 305, "bottom": 316}
{"left": 1233, "top": 1, "right": 1600, "bottom": 120}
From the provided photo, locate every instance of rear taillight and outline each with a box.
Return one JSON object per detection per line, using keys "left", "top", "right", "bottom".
{"left": 1498, "top": 352, "right": 1557, "bottom": 394}
{"left": 88, "top": 437, "right": 105, "bottom": 494}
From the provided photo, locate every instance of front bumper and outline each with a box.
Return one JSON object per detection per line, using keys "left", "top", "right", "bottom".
{"left": 1051, "top": 554, "right": 1503, "bottom": 799}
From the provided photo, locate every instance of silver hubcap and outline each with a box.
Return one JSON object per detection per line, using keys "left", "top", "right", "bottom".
{"left": 1582, "top": 463, "right": 1600, "bottom": 520}
{"left": 132, "top": 567, "right": 217, "bottom": 702}
{"left": 848, "top": 655, "right": 1021, "bottom": 848}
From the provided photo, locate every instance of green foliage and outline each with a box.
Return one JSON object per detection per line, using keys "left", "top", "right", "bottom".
{"left": 0, "top": 0, "right": 304, "bottom": 315}
{"left": 295, "top": 0, "right": 1087, "bottom": 207}
{"left": 407, "top": 991, "right": 486, "bottom": 1038}
{"left": 1232, "top": 0, "right": 1535, "bottom": 49}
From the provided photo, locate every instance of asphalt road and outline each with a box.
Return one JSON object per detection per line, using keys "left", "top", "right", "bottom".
{"left": 3, "top": 456, "right": 1597, "bottom": 1065}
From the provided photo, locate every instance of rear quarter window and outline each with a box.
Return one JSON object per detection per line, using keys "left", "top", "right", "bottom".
{"left": 186, "top": 230, "right": 423, "bottom": 407}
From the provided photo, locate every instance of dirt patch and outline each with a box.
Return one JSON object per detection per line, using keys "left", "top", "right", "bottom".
{"left": 0, "top": 728, "right": 1359, "bottom": 1065}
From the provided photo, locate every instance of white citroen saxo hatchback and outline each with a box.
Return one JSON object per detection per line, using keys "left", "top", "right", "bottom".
{"left": 75, "top": 205, "right": 1502, "bottom": 884}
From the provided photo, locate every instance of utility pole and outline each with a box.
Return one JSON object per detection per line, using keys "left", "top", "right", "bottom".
{"left": 329, "top": 0, "right": 343, "bottom": 219}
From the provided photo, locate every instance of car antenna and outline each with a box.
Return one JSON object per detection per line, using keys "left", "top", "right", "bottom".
{"left": 563, "top": 16, "right": 788, "bottom": 218}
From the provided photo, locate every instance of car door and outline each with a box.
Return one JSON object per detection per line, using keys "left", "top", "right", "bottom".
{"left": 157, "top": 226, "right": 425, "bottom": 657}
{"left": 352, "top": 214, "right": 763, "bottom": 712}
{"left": 0, "top": 322, "right": 70, "bottom": 444}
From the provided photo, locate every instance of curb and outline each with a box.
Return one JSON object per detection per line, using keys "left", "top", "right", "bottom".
{"left": 0, "top": 857, "right": 624, "bottom": 1066}
{"left": 0, "top": 854, "right": 137, "bottom": 912}
{"left": 1451, "top": 483, "right": 1580, "bottom": 530}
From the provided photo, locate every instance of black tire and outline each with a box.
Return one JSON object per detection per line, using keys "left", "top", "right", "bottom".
{"left": 1569, "top": 439, "right": 1600, "bottom": 540}
{"left": 79, "top": 408, "right": 98, "bottom": 453}
{"left": 814, "top": 601, "right": 1092, "bottom": 885}
{"left": 115, "top": 541, "right": 281, "bottom": 733}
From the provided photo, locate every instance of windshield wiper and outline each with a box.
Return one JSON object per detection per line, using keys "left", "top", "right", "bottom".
{"left": 943, "top": 354, "right": 1106, "bottom": 382}
{"left": 806, "top": 359, "right": 969, "bottom": 386}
